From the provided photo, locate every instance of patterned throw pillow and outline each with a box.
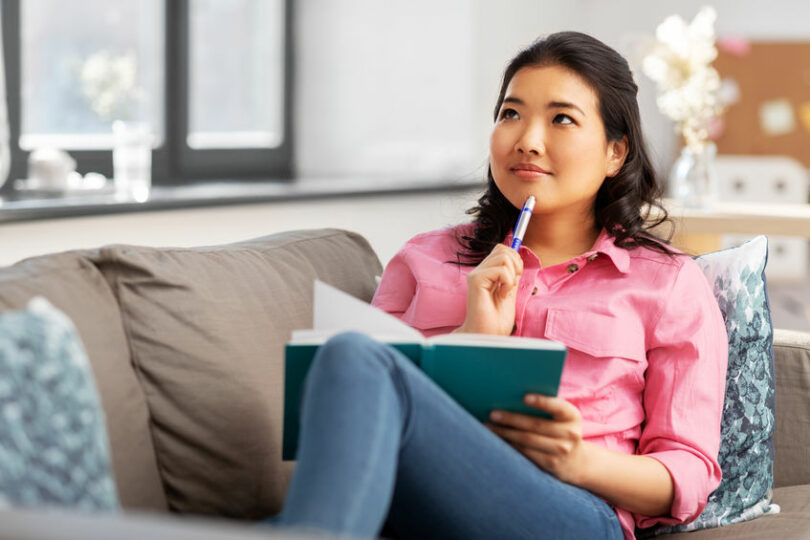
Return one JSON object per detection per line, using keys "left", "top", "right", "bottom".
{"left": 0, "top": 297, "right": 118, "bottom": 510}
{"left": 644, "top": 235, "right": 779, "bottom": 536}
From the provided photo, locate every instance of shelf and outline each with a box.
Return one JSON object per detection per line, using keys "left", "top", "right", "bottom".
{"left": 649, "top": 199, "right": 810, "bottom": 254}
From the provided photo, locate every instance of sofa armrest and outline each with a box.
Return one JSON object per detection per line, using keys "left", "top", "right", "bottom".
{"left": 773, "top": 328, "right": 810, "bottom": 488}
{"left": 0, "top": 507, "right": 337, "bottom": 540}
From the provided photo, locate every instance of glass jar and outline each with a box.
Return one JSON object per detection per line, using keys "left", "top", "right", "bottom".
{"left": 668, "top": 142, "right": 719, "bottom": 211}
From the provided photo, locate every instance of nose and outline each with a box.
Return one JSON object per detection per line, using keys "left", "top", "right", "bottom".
{"left": 514, "top": 121, "right": 545, "bottom": 155}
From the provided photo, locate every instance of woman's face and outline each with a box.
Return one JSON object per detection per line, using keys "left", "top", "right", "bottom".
{"left": 489, "top": 64, "right": 627, "bottom": 217}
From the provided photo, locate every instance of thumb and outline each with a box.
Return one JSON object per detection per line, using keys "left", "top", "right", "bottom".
{"left": 499, "top": 275, "right": 520, "bottom": 300}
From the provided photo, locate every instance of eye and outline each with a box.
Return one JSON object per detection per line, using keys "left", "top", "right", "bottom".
{"left": 499, "top": 108, "right": 519, "bottom": 120}
{"left": 553, "top": 113, "right": 575, "bottom": 125}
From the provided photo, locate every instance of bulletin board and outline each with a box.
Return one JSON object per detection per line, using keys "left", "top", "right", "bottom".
{"left": 713, "top": 41, "right": 810, "bottom": 168}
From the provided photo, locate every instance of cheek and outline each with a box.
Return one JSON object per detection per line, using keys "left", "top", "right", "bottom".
{"left": 557, "top": 137, "right": 607, "bottom": 174}
{"left": 488, "top": 134, "right": 510, "bottom": 189}
{"left": 489, "top": 129, "right": 510, "bottom": 167}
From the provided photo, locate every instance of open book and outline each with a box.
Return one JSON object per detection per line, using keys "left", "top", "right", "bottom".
{"left": 282, "top": 280, "right": 567, "bottom": 460}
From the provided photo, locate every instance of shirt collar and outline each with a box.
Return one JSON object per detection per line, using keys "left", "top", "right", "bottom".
{"left": 588, "top": 228, "right": 630, "bottom": 274}
{"left": 502, "top": 227, "right": 630, "bottom": 274}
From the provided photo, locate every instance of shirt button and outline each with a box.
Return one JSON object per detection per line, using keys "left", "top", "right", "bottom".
{"left": 587, "top": 253, "right": 599, "bottom": 262}
{"left": 531, "top": 286, "right": 538, "bottom": 295}
{"left": 567, "top": 263, "right": 579, "bottom": 273}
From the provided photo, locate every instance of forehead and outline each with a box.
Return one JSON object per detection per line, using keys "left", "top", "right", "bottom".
{"left": 504, "top": 64, "right": 599, "bottom": 112}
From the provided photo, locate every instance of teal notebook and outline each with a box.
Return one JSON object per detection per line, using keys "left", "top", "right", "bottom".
{"left": 282, "top": 281, "right": 567, "bottom": 461}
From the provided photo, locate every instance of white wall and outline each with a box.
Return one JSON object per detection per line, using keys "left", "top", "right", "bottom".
{"left": 3, "top": 1, "right": 807, "bottom": 266}
{"left": 0, "top": 188, "right": 480, "bottom": 267}
{"left": 295, "top": 0, "right": 810, "bottom": 179}
{"left": 295, "top": 0, "right": 478, "bottom": 180}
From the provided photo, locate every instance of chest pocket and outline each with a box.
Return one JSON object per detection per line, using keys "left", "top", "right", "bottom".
{"left": 544, "top": 308, "right": 647, "bottom": 425}
{"left": 544, "top": 308, "right": 646, "bottom": 362}
{"left": 402, "top": 284, "right": 466, "bottom": 333}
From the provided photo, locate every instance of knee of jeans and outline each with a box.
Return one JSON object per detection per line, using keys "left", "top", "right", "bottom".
{"left": 312, "top": 331, "right": 392, "bottom": 378}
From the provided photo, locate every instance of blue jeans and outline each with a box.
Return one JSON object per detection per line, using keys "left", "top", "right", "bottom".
{"left": 277, "top": 332, "right": 623, "bottom": 539}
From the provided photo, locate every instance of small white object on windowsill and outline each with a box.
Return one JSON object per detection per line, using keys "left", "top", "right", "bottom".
{"left": 15, "top": 146, "right": 114, "bottom": 197}
{"left": 14, "top": 172, "right": 114, "bottom": 197}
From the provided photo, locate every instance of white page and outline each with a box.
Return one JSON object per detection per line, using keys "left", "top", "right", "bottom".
{"left": 310, "top": 280, "right": 423, "bottom": 339}
{"left": 430, "top": 332, "right": 565, "bottom": 350}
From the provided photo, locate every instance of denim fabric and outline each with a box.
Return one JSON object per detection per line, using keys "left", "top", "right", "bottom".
{"left": 277, "top": 331, "right": 622, "bottom": 540}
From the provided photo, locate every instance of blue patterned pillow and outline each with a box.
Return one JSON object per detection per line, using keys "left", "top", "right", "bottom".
{"left": 646, "top": 235, "right": 779, "bottom": 535}
{"left": 0, "top": 297, "right": 118, "bottom": 511}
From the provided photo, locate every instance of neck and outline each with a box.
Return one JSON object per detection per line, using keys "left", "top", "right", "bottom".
{"left": 521, "top": 211, "right": 601, "bottom": 267}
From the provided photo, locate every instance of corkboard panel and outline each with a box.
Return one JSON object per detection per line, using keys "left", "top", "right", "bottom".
{"left": 714, "top": 41, "right": 810, "bottom": 168}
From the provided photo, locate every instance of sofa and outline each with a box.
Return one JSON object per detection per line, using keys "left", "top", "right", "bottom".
{"left": 0, "top": 228, "right": 807, "bottom": 539}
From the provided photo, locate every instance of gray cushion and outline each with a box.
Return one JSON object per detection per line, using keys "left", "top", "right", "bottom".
{"left": 665, "top": 485, "right": 810, "bottom": 539}
{"left": 91, "top": 229, "right": 382, "bottom": 518}
{"left": 0, "top": 506, "right": 336, "bottom": 540}
{"left": 0, "top": 252, "right": 166, "bottom": 510}
{"left": 772, "top": 329, "right": 810, "bottom": 488}
{"left": 0, "top": 297, "right": 117, "bottom": 510}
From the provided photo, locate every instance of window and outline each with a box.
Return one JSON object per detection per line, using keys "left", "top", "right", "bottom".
{"left": 19, "top": 0, "right": 164, "bottom": 151}
{"left": 188, "top": 0, "right": 285, "bottom": 150}
{"left": 1, "top": 0, "right": 293, "bottom": 188}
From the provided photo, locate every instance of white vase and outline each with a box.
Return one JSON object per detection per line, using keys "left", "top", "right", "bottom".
{"left": 668, "top": 142, "right": 719, "bottom": 211}
{"left": 112, "top": 120, "right": 152, "bottom": 202}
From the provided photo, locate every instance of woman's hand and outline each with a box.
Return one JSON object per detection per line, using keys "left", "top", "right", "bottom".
{"left": 455, "top": 244, "right": 523, "bottom": 335}
{"left": 486, "top": 394, "right": 592, "bottom": 486}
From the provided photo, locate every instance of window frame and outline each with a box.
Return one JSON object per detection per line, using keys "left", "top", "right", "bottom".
{"left": 0, "top": 0, "right": 294, "bottom": 192}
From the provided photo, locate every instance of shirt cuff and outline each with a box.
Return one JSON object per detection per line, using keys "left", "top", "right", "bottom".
{"left": 634, "top": 449, "right": 720, "bottom": 528}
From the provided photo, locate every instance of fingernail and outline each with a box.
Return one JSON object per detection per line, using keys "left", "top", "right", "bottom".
{"left": 490, "top": 411, "right": 502, "bottom": 421}
{"left": 525, "top": 394, "right": 537, "bottom": 404}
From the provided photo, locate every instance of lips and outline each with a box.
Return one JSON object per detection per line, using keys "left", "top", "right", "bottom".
{"left": 510, "top": 163, "right": 551, "bottom": 178}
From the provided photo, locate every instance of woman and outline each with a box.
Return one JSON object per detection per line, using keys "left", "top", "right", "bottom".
{"left": 276, "top": 31, "right": 728, "bottom": 540}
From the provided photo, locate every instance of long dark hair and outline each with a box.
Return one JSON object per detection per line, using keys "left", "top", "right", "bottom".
{"left": 455, "top": 31, "right": 677, "bottom": 265}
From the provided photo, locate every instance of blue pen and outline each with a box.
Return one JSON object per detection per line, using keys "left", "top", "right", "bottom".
{"left": 510, "top": 195, "right": 536, "bottom": 251}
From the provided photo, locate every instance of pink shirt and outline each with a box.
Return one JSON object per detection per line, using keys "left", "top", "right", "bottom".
{"left": 371, "top": 224, "right": 728, "bottom": 540}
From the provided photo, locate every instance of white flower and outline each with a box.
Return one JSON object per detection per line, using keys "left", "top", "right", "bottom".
{"left": 80, "top": 50, "right": 142, "bottom": 122}
{"left": 642, "top": 6, "right": 725, "bottom": 151}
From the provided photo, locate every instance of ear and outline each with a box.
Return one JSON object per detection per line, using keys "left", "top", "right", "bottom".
{"left": 606, "top": 136, "right": 629, "bottom": 177}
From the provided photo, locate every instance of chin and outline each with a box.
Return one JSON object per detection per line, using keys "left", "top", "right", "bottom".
{"left": 502, "top": 189, "right": 539, "bottom": 211}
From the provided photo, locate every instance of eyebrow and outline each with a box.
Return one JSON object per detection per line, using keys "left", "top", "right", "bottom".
{"left": 502, "top": 96, "right": 586, "bottom": 116}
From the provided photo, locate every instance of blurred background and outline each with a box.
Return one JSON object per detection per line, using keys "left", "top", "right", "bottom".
{"left": 0, "top": 0, "right": 808, "bottom": 330}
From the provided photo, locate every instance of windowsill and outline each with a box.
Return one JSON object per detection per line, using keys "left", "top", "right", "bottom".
{"left": 0, "top": 176, "right": 483, "bottom": 223}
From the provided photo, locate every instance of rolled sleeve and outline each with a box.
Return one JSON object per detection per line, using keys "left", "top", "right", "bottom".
{"left": 371, "top": 247, "right": 417, "bottom": 319}
{"left": 634, "top": 259, "right": 728, "bottom": 528}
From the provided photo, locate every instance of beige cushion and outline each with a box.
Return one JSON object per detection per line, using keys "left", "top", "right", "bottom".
{"left": 92, "top": 229, "right": 382, "bottom": 518}
{"left": 773, "top": 329, "right": 810, "bottom": 488}
{"left": 0, "top": 506, "right": 330, "bottom": 540}
{"left": 0, "top": 252, "right": 167, "bottom": 510}
{"left": 664, "top": 485, "right": 810, "bottom": 539}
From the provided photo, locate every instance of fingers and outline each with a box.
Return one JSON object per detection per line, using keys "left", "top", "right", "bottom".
{"left": 467, "top": 244, "right": 524, "bottom": 294}
{"left": 485, "top": 422, "right": 567, "bottom": 455}
{"left": 491, "top": 264, "right": 518, "bottom": 299}
{"left": 487, "top": 244, "right": 524, "bottom": 278}
{"left": 488, "top": 409, "right": 569, "bottom": 440}
{"left": 486, "top": 397, "right": 587, "bottom": 483}
{"left": 522, "top": 394, "right": 581, "bottom": 422}
{"left": 467, "top": 267, "right": 516, "bottom": 299}
{"left": 487, "top": 396, "right": 581, "bottom": 440}
{"left": 460, "top": 243, "right": 524, "bottom": 335}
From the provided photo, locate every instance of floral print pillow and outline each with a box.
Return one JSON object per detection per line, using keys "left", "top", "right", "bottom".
{"left": 643, "top": 235, "right": 780, "bottom": 536}
{"left": 0, "top": 297, "right": 118, "bottom": 511}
